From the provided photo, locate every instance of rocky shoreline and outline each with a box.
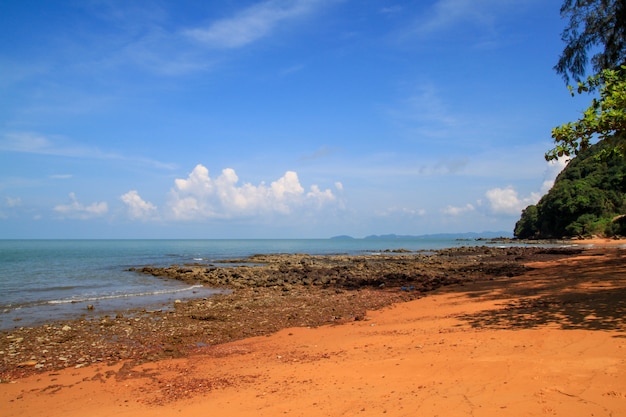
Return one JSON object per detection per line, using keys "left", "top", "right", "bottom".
{"left": 0, "top": 245, "right": 583, "bottom": 382}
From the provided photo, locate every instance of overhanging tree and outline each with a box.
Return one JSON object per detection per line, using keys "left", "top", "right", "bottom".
{"left": 546, "top": 66, "right": 626, "bottom": 161}
{"left": 547, "top": 0, "right": 626, "bottom": 161}
{"left": 554, "top": 0, "right": 626, "bottom": 85}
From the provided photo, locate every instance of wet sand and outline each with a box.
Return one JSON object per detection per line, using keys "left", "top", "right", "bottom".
{"left": 2, "top": 239, "right": 625, "bottom": 416}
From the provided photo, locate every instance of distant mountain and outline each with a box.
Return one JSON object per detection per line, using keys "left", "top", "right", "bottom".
{"left": 329, "top": 235, "right": 355, "bottom": 240}
{"left": 331, "top": 231, "right": 512, "bottom": 240}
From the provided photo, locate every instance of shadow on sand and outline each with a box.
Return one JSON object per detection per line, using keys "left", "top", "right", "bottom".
{"left": 456, "top": 248, "right": 626, "bottom": 333}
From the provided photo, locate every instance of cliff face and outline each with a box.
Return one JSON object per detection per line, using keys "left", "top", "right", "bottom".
{"left": 515, "top": 139, "right": 626, "bottom": 239}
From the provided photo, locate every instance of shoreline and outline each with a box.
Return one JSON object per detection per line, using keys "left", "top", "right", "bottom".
{"left": 2, "top": 241, "right": 625, "bottom": 416}
{"left": 1, "top": 241, "right": 623, "bottom": 381}
{"left": 568, "top": 236, "right": 626, "bottom": 246}
{"left": 1, "top": 237, "right": 620, "bottom": 330}
{"left": 0, "top": 244, "right": 567, "bottom": 381}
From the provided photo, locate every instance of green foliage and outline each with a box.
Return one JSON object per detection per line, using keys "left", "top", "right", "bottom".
{"left": 514, "top": 205, "right": 538, "bottom": 239}
{"left": 555, "top": 0, "right": 626, "bottom": 84}
{"left": 516, "top": 140, "right": 626, "bottom": 239}
{"left": 546, "top": 66, "right": 626, "bottom": 162}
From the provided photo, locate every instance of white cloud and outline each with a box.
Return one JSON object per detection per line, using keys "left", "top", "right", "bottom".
{"left": 174, "top": 163, "right": 214, "bottom": 195}
{"left": 394, "top": 84, "right": 456, "bottom": 128}
{"left": 541, "top": 158, "right": 569, "bottom": 193}
{"left": 279, "top": 63, "right": 306, "bottom": 76}
{"left": 0, "top": 196, "right": 22, "bottom": 219}
{"left": 116, "top": 29, "right": 215, "bottom": 76}
{"left": 184, "top": 0, "right": 327, "bottom": 49}
{"left": 485, "top": 158, "right": 568, "bottom": 216}
{"left": 120, "top": 190, "right": 158, "bottom": 220}
{"left": 0, "top": 132, "right": 56, "bottom": 154}
{"left": 306, "top": 185, "right": 335, "bottom": 207}
{"left": 0, "top": 131, "right": 116, "bottom": 160}
{"left": 1, "top": 132, "right": 176, "bottom": 169}
{"left": 386, "top": 84, "right": 462, "bottom": 143}
{"left": 485, "top": 186, "right": 540, "bottom": 215}
{"left": 442, "top": 203, "right": 475, "bottom": 216}
{"left": 54, "top": 192, "right": 108, "bottom": 219}
{"left": 168, "top": 164, "right": 338, "bottom": 220}
{"left": 377, "top": 206, "right": 426, "bottom": 217}
{"left": 271, "top": 170, "right": 304, "bottom": 196}
{"left": 5, "top": 196, "right": 22, "bottom": 207}
{"left": 412, "top": 0, "right": 502, "bottom": 37}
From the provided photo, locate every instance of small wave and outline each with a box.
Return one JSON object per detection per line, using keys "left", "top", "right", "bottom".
{"left": 25, "top": 284, "right": 101, "bottom": 293}
{"left": 46, "top": 284, "right": 206, "bottom": 305}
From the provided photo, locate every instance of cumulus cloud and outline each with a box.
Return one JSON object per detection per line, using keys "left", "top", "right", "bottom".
{"left": 306, "top": 185, "right": 336, "bottom": 208}
{"left": 168, "top": 164, "right": 338, "bottom": 220}
{"left": 441, "top": 203, "right": 475, "bottom": 216}
{"left": 120, "top": 190, "right": 158, "bottom": 220}
{"left": 54, "top": 192, "right": 108, "bottom": 219}
{"left": 485, "top": 186, "right": 540, "bottom": 215}
{"left": 184, "top": 0, "right": 327, "bottom": 49}
{"left": 485, "top": 159, "right": 569, "bottom": 216}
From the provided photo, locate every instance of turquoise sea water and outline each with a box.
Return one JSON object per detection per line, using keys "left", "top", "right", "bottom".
{"left": 0, "top": 238, "right": 527, "bottom": 330}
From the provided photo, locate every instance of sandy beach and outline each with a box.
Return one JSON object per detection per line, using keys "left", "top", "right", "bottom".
{"left": 2, "top": 239, "right": 625, "bottom": 416}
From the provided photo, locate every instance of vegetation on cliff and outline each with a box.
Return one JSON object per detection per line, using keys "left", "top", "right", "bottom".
{"left": 516, "top": 139, "right": 626, "bottom": 238}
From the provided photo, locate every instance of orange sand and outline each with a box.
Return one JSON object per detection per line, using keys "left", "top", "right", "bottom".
{"left": 2, "top": 244, "right": 625, "bottom": 417}
{"left": 569, "top": 237, "right": 626, "bottom": 247}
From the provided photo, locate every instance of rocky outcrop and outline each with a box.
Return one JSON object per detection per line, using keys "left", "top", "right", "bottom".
{"left": 132, "top": 246, "right": 546, "bottom": 292}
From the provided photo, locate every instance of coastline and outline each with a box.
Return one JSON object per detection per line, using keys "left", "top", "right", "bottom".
{"left": 568, "top": 236, "right": 626, "bottom": 246}
{"left": 1, "top": 244, "right": 539, "bottom": 380}
{"left": 2, "top": 241, "right": 625, "bottom": 416}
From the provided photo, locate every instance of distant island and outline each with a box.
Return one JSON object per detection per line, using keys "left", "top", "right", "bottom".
{"left": 331, "top": 232, "right": 513, "bottom": 240}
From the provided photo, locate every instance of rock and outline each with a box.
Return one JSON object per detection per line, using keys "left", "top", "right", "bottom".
{"left": 62, "top": 325, "right": 72, "bottom": 331}
{"left": 17, "top": 360, "right": 38, "bottom": 367}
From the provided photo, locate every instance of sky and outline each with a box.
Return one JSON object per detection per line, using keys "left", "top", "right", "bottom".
{"left": 1, "top": 0, "right": 588, "bottom": 239}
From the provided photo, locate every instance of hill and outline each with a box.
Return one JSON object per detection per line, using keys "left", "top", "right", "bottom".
{"left": 331, "top": 232, "right": 512, "bottom": 240}
{"left": 515, "top": 139, "right": 626, "bottom": 239}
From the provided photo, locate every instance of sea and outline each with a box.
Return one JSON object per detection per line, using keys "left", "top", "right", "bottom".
{"left": 0, "top": 238, "right": 540, "bottom": 331}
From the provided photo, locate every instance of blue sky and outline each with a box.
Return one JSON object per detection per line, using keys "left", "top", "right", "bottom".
{"left": 1, "top": 0, "right": 587, "bottom": 238}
